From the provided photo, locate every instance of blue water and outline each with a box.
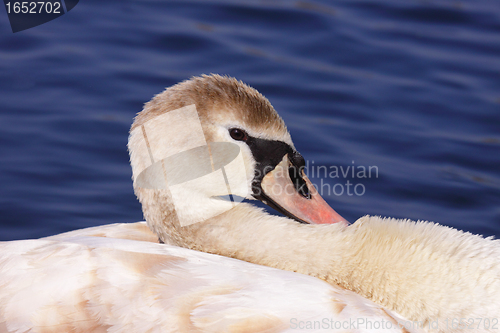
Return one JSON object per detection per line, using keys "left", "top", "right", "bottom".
{"left": 1, "top": 0, "right": 499, "bottom": 241}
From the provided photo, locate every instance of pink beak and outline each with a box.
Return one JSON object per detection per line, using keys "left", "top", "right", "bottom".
{"left": 259, "top": 154, "right": 348, "bottom": 225}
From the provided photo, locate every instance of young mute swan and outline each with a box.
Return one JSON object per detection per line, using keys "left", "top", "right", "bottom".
{"left": 0, "top": 75, "right": 498, "bottom": 332}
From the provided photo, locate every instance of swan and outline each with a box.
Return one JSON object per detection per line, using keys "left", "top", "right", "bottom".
{"left": 1, "top": 74, "right": 499, "bottom": 332}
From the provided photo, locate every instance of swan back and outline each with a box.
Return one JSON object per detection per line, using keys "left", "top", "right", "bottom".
{"left": 0, "top": 223, "right": 419, "bottom": 333}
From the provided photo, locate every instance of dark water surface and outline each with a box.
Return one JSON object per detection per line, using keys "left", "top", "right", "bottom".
{"left": 1, "top": 0, "right": 499, "bottom": 240}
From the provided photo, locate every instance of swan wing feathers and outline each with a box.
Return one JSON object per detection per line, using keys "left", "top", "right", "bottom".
{"left": 44, "top": 221, "right": 159, "bottom": 243}
{"left": 0, "top": 223, "right": 420, "bottom": 333}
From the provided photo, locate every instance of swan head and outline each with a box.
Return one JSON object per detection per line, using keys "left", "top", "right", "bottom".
{"left": 128, "top": 75, "right": 346, "bottom": 242}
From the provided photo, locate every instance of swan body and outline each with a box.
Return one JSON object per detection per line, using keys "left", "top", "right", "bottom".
{"left": 1, "top": 222, "right": 416, "bottom": 333}
{"left": 1, "top": 75, "right": 498, "bottom": 332}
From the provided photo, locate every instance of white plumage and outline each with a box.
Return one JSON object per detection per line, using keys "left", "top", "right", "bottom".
{"left": 1, "top": 75, "right": 498, "bottom": 332}
{"left": 0, "top": 223, "right": 418, "bottom": 333}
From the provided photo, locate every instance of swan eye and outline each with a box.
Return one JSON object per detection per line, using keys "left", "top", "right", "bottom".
{"left": 229, "top": 128, "right": 248, "bottom": 141}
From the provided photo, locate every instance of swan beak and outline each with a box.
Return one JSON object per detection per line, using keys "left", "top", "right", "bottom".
{"left": 258, "top": 154, "right": 348, "bottom": 225}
